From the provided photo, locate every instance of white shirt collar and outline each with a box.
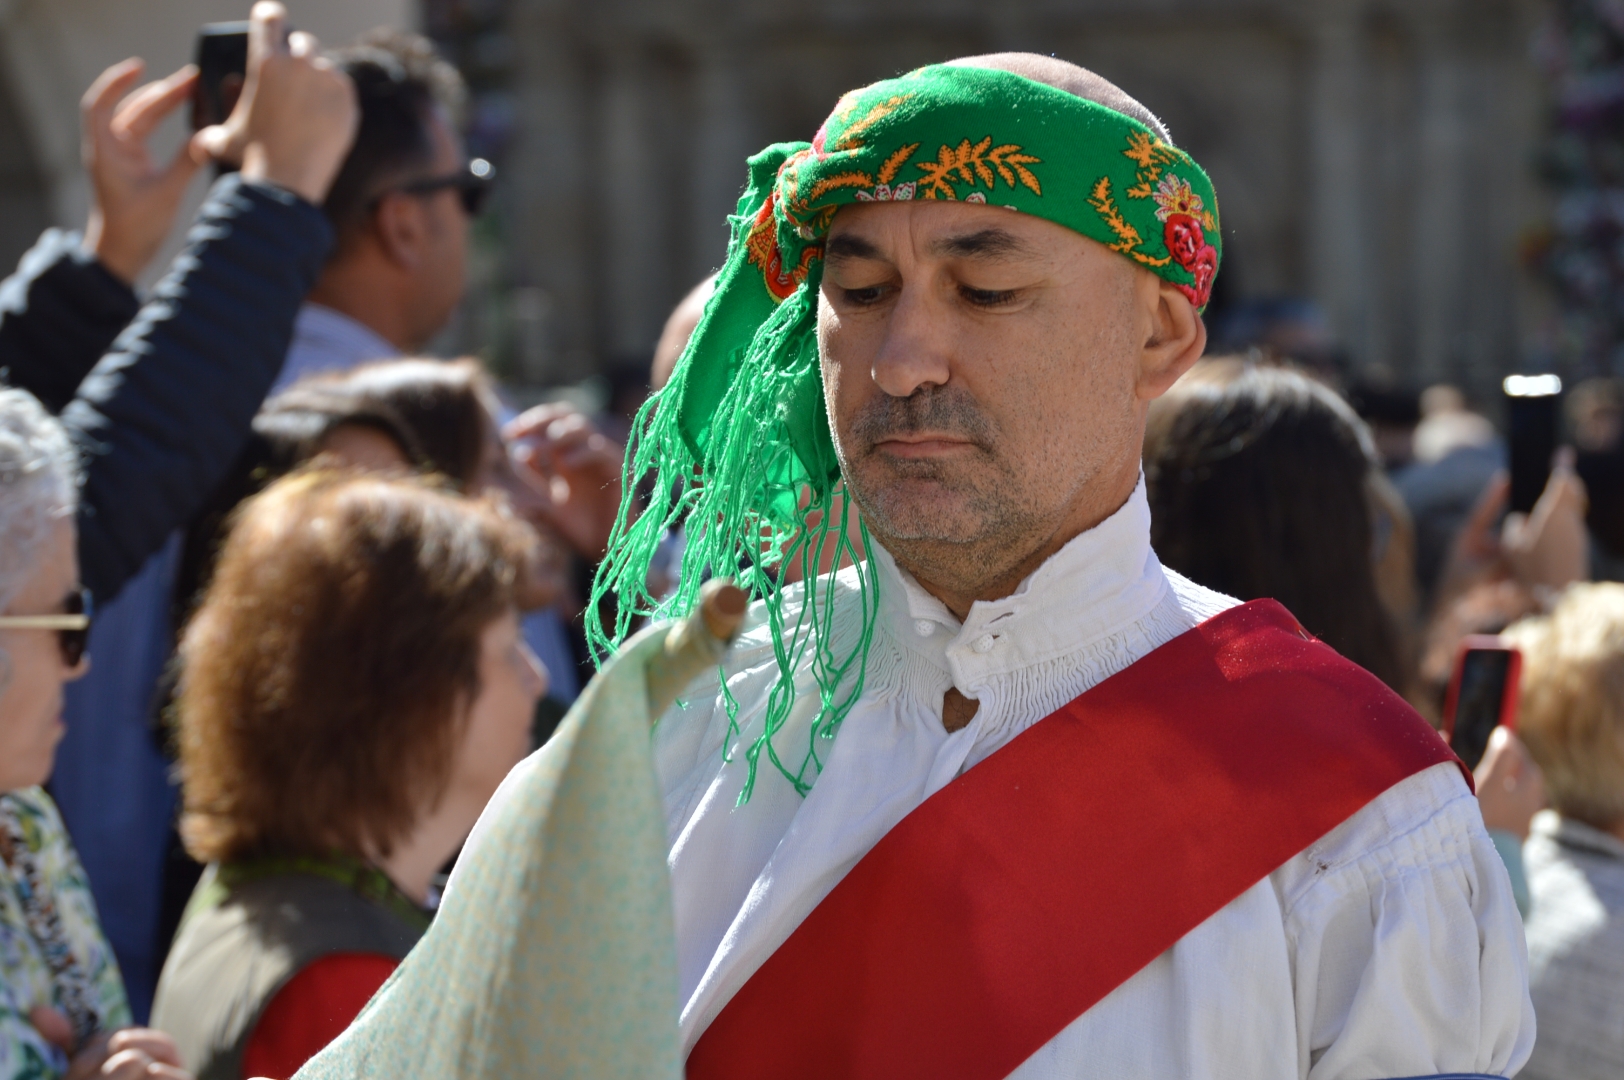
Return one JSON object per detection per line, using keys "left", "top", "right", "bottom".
{"left": 869, "top": 475, "right": 1171, "bottom": 684}
{"left": 277, "top": 302, "right": 401, "bottom": 391}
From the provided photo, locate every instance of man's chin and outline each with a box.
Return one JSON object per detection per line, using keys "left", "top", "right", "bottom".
{"left": 855, "top": 494, "right": 990, "bottom": 546}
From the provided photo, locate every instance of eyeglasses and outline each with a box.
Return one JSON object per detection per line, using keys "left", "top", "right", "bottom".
{"left": 385, "top": 158, "right": 495, "bottom": 217}
{"left": 0, "top": 588, "right": 92, "bottom": 667}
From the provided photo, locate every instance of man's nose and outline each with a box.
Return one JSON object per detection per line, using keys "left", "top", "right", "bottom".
{"left": 870, "top": 284, "right": 953, "bottom": 398}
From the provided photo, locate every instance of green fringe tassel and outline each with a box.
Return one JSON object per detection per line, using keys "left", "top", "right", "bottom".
{"left": 587, "top": 266, "right": 881, "bottom": 805}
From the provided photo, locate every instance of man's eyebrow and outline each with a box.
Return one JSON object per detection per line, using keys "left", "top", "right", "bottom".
{"left": 823, "top": 227, "right": 1034, "bottom": 262}
{"left": 930, "top": 228, "right": 1033, "bottom": 260}
{"left": 824, "top": 233, "right": 884, "bottom": 261}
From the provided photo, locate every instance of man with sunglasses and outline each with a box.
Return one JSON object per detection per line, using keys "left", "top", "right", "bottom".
{"left": 279, "top": 28, "right": 490, "bottom": 390}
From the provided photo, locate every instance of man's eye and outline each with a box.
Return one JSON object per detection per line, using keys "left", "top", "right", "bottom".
{"left": 960, "top": 285, "right": 1018, "bottom": 307}
{"left": 843, "top": 285, "right": 889, "bottom": 306}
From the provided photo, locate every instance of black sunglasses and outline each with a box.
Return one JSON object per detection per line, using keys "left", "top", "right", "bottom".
{"left": 387, "top": 158, "right": 495, "bottom": 216}
{"left": 0, "top": 587, "right": 92, "bottom": 667}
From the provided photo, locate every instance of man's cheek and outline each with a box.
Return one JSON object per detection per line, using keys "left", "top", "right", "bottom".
{"left": 825, "top": 361, "right": 873, "bottom": 440}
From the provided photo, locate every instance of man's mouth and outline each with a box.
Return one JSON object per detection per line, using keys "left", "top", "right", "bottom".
{"left": 871, "top": 433, "right": 978, "bottom": 460}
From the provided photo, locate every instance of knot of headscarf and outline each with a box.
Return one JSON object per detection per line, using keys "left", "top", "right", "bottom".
{"left": 591, "top": 64, "right": 1222, "bottom": 803}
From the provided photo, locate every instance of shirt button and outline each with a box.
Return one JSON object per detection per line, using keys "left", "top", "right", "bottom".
{"left": 972, "top": 634, "right": 995, "bottom": 654}
{"left": 913, "top": 619, "right": 936, "bottom": 638}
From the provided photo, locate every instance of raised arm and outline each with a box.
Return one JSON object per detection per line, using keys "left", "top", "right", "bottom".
{"left": 0, "top": 59, "right": 205, "bottom": 412}
{"left": 62, "top": 1, "right": 357, "bottom": 603}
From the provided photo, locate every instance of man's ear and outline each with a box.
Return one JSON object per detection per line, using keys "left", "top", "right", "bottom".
{"left": 1136, "top": 278, "right": 1207, "bottom": 401}
{"left": 371, "top": 192, "right": 428, "bottom": 271}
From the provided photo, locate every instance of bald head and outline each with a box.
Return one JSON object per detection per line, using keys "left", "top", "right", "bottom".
{"left": 651, "top": 274, "right": 716, "bottom": 392}
{"left": 946, "top": 53, "right": 1172, "bottom": 145}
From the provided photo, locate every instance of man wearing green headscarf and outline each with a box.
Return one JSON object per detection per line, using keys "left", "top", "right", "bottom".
{"left": 589, "top": 53, "right": 1534, "bottom": 1079}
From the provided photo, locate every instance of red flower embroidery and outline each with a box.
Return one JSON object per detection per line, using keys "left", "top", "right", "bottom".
{"left": 1164, "top": 216, "right": 1202, "bottom": 265}
{"left": 1163, "top": 214, "right": 1218, "bottom": 309}
{"left": 745, "top": 194, "right": 817, "bottom": 301}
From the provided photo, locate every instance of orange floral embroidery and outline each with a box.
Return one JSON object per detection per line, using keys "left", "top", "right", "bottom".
{"left": 1088, "top": 132, "right": 1219, "bottom": 295}
{"left": 1087, "top": 178, "right": 1171, "bottom": 268}
{"left": 1123, "top": 133, "right": 1217, "bottom": 230}
{"left": 914, "top": 136, "right": 1041, "bottom": 200}
{"left": 805, "top": 172, "right": 878, "bottom": 202}
{"left": 828, "top": 96, "right": 909, "bottom": 153}
{"left": 878, "top": 143, "right": 919, "bottom": 186}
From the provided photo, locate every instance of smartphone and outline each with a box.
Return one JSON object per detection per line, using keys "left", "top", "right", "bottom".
{"left": 1577, "top": 446, "right": 1624, "bottom": 560}
{"left": 191, "top": 22, "right": 250, "bottom": 131}
{"left": 1504, "top": 374, "right": 1562, "bottom": 515}
{"left": 1441, "top": 635, "right": 1523, "bottom": 771}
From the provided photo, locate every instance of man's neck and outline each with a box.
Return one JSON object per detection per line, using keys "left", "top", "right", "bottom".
{"left": 308, "top": 269, "right": 417, "bottom": 355}
{"left": 882, "top": 463, "right": 1140, "bottom": 621}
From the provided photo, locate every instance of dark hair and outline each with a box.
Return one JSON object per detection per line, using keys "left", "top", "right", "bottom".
{"left": 253, "top": 382, "right": 419, "bottom": 476}
{"left": 339, "top": 358, "right": 499, "bottom": 492}
{"left": 177, "top": 470, "right": 531, "bottom": 864}
{"left": 252, "top": 358, "right": 497, "bottom": 493}
{"left": 179, "top": 362, "right": 496, "bottom": 613}
{"left": 169, "top": 364, "right": 505, "bottom": 743}
{"left": 1144, "top": 359, "right": 1410, "bottom": 694}
{"left": 322, "top": 29, "right": 466, "bottom": 245}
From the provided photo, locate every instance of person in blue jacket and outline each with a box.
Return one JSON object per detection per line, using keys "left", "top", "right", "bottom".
{"left": 0, "top": 1, "right": 358, "bottom": 1019}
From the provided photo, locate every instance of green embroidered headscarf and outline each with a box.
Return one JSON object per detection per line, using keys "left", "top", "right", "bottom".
{"left": 590, "top": 63, "right": 1221, "bottom": 801}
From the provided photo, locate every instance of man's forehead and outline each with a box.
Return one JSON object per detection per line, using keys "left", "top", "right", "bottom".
{"left": 824, "top": 201, "right": 1085, "bottom": 263}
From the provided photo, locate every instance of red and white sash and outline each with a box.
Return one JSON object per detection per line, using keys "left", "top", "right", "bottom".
{"left": 687, "top": 599, "right": 1465, "bottom": 1080}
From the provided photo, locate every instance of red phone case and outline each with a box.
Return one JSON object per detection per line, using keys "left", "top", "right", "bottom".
{"left": 1441, "top": 634, "right": 1523, "bottom": 743}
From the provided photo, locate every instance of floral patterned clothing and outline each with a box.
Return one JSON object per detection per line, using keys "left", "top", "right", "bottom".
{"left": 0, "top": 788, "right": 130, "bottom": 1080}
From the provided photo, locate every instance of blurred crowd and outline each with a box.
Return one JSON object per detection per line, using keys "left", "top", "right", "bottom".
{"left": 0, "top": 4, "right": 1621, "bottom": 1080}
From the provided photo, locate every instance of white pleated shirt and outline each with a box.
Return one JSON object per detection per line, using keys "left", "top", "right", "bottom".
{"left": 653, "top": 481, "right": 1535, "bottom": 1079}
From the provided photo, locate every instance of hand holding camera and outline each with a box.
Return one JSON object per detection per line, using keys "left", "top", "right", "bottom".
{"left": 193, "top": 2, "right": 357, "bottom": 205}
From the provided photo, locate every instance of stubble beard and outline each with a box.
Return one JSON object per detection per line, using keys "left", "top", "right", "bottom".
{"left": 838, "top": 386, "right": 1050, "bottom": 595}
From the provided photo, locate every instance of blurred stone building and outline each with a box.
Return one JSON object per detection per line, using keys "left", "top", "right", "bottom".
{"left": 435, "top": 0, "right": 1548, "bottom": 401}
{"left": 0, "top": 1, "right": 1551, "bottom": 401}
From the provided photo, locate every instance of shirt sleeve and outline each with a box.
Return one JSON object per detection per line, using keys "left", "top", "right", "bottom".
{"left": 239, "top": 953, "right": 398, "bottom": 1080}
{"left": 62, "top": 174, "right": 332, "bottom": 606}
{"left": 1280, "top": 763, "right": 1536, "bottom": 1079}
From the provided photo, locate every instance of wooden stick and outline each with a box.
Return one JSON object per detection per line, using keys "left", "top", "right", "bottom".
{"left": 645, "top": 580, "right": 749, "bottom": 719}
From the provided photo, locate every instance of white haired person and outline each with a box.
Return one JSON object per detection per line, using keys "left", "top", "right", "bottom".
{"left": 1507, "top": 583, "right": 1624, "bottom": 1080}
{"left": 0, "top": 389, "right": 191, "bottom": 1080}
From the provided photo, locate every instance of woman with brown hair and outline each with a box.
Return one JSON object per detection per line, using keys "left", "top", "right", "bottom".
{"left": 149, "top": 471, "right": 545, "bottom": 1080}
{"left": 181, "top": 357, "right": 565, "bottom": 618}
{"left": 335, "top": 358, "right": 502, "bottom": 493}
{"left": 1144, "top": 358, "right": 1416, "bottom": 698}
